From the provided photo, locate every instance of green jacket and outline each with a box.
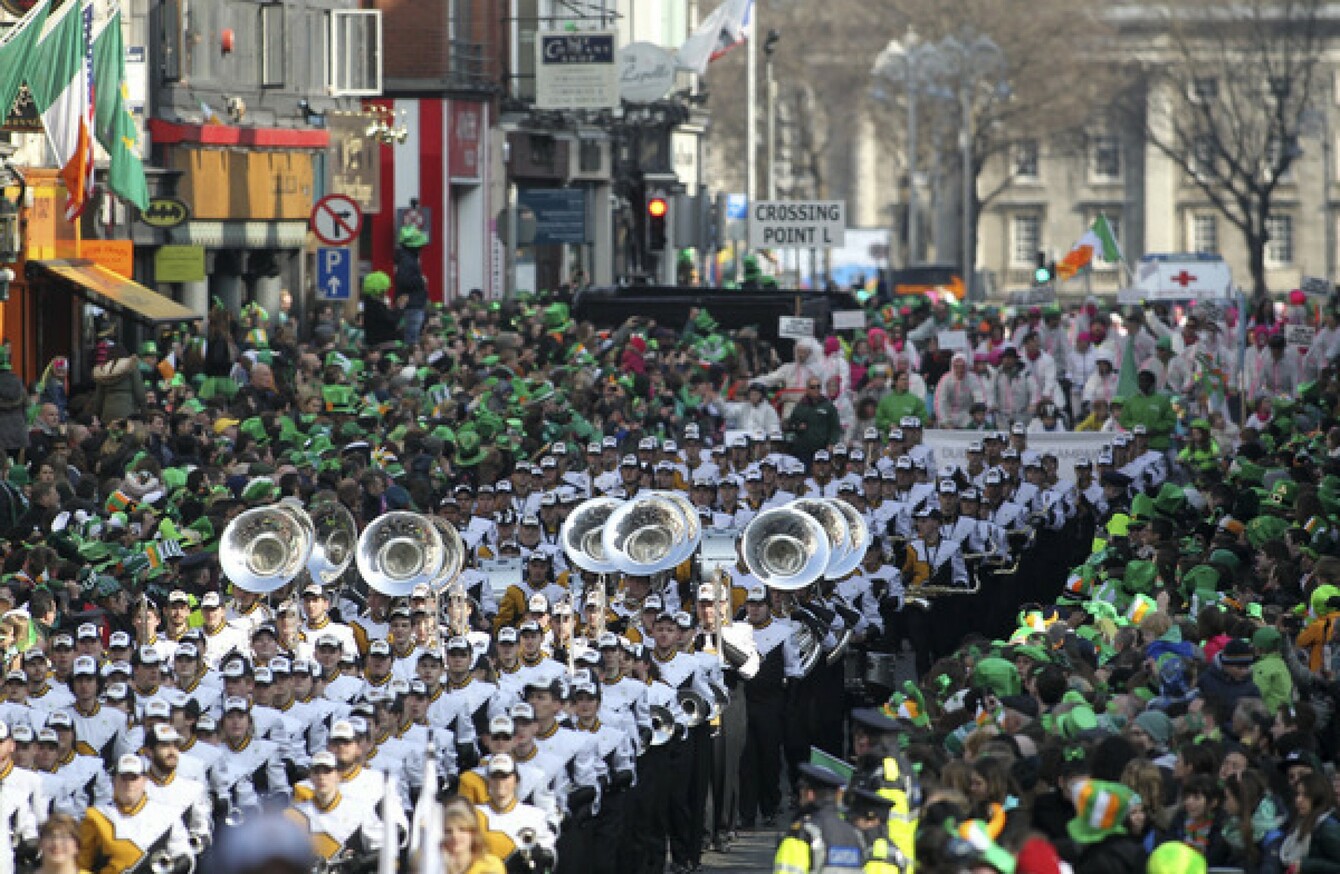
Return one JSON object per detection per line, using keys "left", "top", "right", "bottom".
{"left": 875, "top": 391, "right": 929, "bottom": 433}
{"left": 1251, "top": 653, "right": 1294, "bottom": 713}
{"left": 1119, "top": 391, "right": 1176, "bottom": 449}
{"left": 787, "top": 397, "right": 843, "bottom": 456}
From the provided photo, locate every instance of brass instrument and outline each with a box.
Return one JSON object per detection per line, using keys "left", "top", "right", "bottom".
{"left": 601, "top": 494, "right": 695, "bottom": 575}
{"left": 220, "top": 505, "right": 316, "bottom": 594}
{"left": 741, "top": 507, "right": 831, "bottom": 591}
{"left": 355, "top": 512, "right": 447, "bottom": 597}
{"left": 561, "top": 497, "right": 624, "bottom": 574}
{"left": 306, "top": 502, "right": 357, "bottom": 585}
{"left": 648, "top": 705, "right": 676, "bottom": 746}
{"left": 678, "top": 689, "right": 709, "bottom": 728}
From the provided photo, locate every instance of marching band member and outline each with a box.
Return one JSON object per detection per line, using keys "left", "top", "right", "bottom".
{"left": 76, "top": 754, "right": 192, "bottom": 874}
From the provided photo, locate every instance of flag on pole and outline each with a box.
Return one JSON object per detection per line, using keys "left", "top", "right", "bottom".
{"left": 91, "top": 1, "right": 148, "bottom": 210}
{"left": 409, "top": 745, "right": 444, "bottom": 874}
{"left": 28, "top": 0, "right": 97, "bottom": 221}
{"left": 1056, "top": 215, "right": 1123, "bottom": 281}
{"left": 0, "top": 0, "right": 50, "bottom": 123}
{"left": 676, "top": 0, "right": 753, "bottom": 74}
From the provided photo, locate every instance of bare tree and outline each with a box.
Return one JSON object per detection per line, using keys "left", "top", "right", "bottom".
{"left": 896, "top": 0, "right": 1111, "bottom": 288}
{"left": 1118, "top": 0, "right": 1326, "bottom": 300}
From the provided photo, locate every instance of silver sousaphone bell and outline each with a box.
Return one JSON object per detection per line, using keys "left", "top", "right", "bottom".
{"left": 740, "top": 507, "right": 832, "bottom": 591}
{"left": 306, "top": 501, "right": 358, "bottom": 585}
{"left": 602, "top": 494, "right": 694, "bottom": 576}
{"left": 561, "top": 497, "right": 625, "bottom": 574}
{"left": 355, "top": 511, "right": 447, "bottom": 597}
{"left": 221, "top": 505, "right": 316, "bottom": 594}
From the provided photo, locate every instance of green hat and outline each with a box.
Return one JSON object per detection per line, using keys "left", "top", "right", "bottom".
{"left": 239, "top": 418, "right": 268, "bottom": 443}
{"left": 1056, "top": 704, "right": 1100, "bottom": 738}
{"left": 322, "top": 385, "right": 357, "bottom": 414}
{"left": 1229, "top": 459, "right": 1265, "bottom": 486}
{"left": 972, "top": 656, "right": 1021, "bottom": 697}
{"left": 1267, "top": 479, "right": 1299, "bottom": 508}
{"left": 1130, "top": 493, "right": 1156, "bottom": 522}
{"left": 139, "top": 340, "right": 159, "bottom": 357}
{"left": 241, "top": 478, "right": 278, "bottom": 503}
{"left": 1147, "top": 842, "right": 1208, "bottom": 874}
{"left": 1123, "top": 560, "right": 1157, "bottom": 595}
{"left": 455, "top": 431, "right": 487, "bottom": 467}
{"left": 362, "top": 271, "right": 392, "bottom": 297}
{"left": 180, "top": 398, "right": 204, "bottom": 415}
{"left": 162, "top": 468, "right": 188, "bottom": 491}
{"left": 1246, "top": 515, "right": 1290, "bottom": 549}
{"left": 1311, "top": 584, "right": 1340, "bottom": 616}
{"left": 7, "top": 466, "right": 28, "bottom": 486}
{"left": 398, "top": 226, "right": 429, "bottom": 248}
{"left": 1153, "top": 483, "right": 1185, "bottom": 517}
{"left": 1251, "top": 626, "right": 1283, "bottom": 652}
{"left": 1067, "top": 779, "right": 1134, "bottom": 845}
{"left": 1181, "top": 564, "right": 1220, "bottom": 596}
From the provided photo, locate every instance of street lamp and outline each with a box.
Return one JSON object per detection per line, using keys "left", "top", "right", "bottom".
{"left": 764, "top": 30, "right": 781, "bottom": 201}
{"left": 934, "top": 34, "right": 1005, "bottom": 302}
{"left": 872, "top": 28, "right": 940, "bottom": 268}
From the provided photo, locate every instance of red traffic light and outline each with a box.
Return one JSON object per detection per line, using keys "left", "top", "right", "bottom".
{"left": 647, "top": 197, "right": 668, "bottom": 218}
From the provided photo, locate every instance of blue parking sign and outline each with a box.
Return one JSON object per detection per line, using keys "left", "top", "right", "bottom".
{"left": 317, "top": 247, "right": 352, "bottom": 300}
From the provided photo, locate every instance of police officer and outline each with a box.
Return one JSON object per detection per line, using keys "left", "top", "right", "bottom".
{"left": 773, "top": 763, "right": 866, "bottom": 873}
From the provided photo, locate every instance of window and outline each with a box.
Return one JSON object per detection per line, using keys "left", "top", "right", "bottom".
{"left": 1266, "top": 214, "right": 1294, "bottom": 265}
{"left": 1011, "top": 215, "right": 1040, "bottom": 267}
{"left": 260, "top": 4, "right": 286, "bottom": 90}
{"left": 328, "top": 10, "right": 382, "bottom": 97}
{"left": 1095, "top": 214, "right": 1122, "bottom": 267}
{"left": 1090, "top": 134, "right": 1121, "bottom": 181}
{"left": 1013, "top": 139, "right": 1040, "bottom": 179}
{"left": 1190, "top": 77, "right": 1218, "bottom": 102}
{"left": 1192, "top": 213, "right": 1218, "bottom": 254}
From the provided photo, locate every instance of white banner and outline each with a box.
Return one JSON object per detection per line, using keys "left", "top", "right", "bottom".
{"left": 923, "top": 429, "right": 1112, "bottom": 480}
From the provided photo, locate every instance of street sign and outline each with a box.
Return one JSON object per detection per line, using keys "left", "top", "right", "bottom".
{"left": 725, "top": 194, "right": 748, "bottom": 220}
{"left": 778, "top": 316, "right": 815, "bottom": 340}
{"left": 1301, "top": 275, "right": 1332, "bottom": 297}
{"left": 535, "top": 31, "right": 619, "bottom": 111}
{"left": 310, "top": 194, "right": 363, "bottom": 247}
{"left": 316, "top": 247, "right": 352, "bottom": 301}
{"left": 140, "top": 197, "right": 190, "bottom": 229}
{"left": 1286, "top": 324, "right": 1316, "bottom": 349}
{"left": 748, "top": 200, "right": 846, "bottom": 249}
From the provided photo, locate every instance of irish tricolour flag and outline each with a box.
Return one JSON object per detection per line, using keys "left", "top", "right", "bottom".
{"left": 1056, "top": 215, "right": 1123, "bottom": 281}
{"left": 28, "top": 0, "right": 97, "bottom": 221}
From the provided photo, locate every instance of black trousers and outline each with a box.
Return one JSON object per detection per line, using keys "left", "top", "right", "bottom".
{"left": 685, "top": 722, "right": 713, "bottom": 863}
{"left": 591, "top": 786, "right": 627, "bottom": 874}
{"left": 629, "top": 740, "right": 684, "bottom": 874}
{"left": 739, "top": 694, "right": 784, "bottom": 824}
{"left": 708, "top": 690, "right": 747, "bottom": 839}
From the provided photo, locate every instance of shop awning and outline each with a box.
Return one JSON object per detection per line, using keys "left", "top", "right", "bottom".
{"left": 31, "top": 260, "right": 200, "bottom": 324}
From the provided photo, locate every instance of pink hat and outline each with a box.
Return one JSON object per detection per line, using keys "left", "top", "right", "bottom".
{"left": 1076, "top": 332, "right": 1091, "bottom": 344}
{"left": 824, "top": 336, "right": 841, "bottom": 355}
{"left": 628, "top": 335, "right": 647, "bottom": 354}
{"left": 1290, "top": 289, "right": 1307, "bottom": 305}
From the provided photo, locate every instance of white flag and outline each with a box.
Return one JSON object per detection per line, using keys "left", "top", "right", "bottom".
{"left": 676, "top": 0, "right": 752, "bottom": 74}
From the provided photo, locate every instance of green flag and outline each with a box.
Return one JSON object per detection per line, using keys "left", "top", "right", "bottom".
{"left": 0, "top": 1, "right": 49, "bottom": 128}
{"left": 91, "top": 1, "right": 148, "bottom": 210}
{"left": 1116, "top": 329, "right": 1140, "bottom": 400}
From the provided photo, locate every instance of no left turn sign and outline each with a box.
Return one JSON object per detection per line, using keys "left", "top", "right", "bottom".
{"left": 310, "top": 194, "right": 363, "bottom": 247}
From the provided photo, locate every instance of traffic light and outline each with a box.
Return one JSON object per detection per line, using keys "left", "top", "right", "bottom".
{"left": 1033, "top": 250, "right": 1052, "bottom": 286}
{"left": 647, "top": 195, "right": 669, "bottom": 251}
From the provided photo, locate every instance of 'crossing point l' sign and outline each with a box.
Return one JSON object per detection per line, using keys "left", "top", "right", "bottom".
{"left": 748, "top": 200, "right": 845, "bottom": 249}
